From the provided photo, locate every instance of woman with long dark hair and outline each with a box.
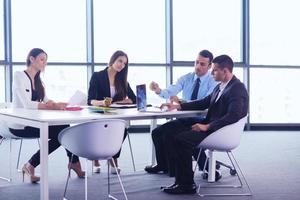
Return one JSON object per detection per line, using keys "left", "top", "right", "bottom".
{"left": 8, "top": 48, "right": 85, "bottom": 183}
{"left": 88, "top": 50, "right": 136, "bottom": 174}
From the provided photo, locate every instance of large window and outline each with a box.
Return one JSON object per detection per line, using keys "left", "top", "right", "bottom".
{"left": 11, "top": 0, "right": 86, "bottom": 62}
{"left": 0, "top": 66, "right": 5, "bottom": 102}
{"left": 250, "top": 68, "right": 300, "bottom": 123}
{"left": 173, "top": 0, "right": 242, "bottom": 62}
{"left": 250, "top": 0, "right": 300, "bottom": 65}
{"left": 0, "top": 0, "right": 4, "bottom": 61}
{"left": 128, "top": 66, "right": 166, "bottom": 106}
{"left": 94, "top": 0, "right": 165, "bottom": 63}
{"left": 13, "top": 66, "right": 87, "bottom": 102}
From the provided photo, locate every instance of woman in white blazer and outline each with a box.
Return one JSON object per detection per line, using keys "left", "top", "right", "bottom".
{"left": 8, "top": 48, "right": 85, "bottom": 183}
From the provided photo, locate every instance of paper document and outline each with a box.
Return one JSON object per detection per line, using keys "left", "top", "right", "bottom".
{"left": 68, "top": 90, "right": 87, "bottom": 106}
{"left": 109, "top": 103, "right": 137, "bottom": 109}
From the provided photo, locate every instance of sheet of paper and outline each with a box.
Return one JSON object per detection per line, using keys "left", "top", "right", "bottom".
{"left": 68, "top": 90, "right": 87, "bottom": 106}
{"left": 109, "top": 103, "right": 137, "bottom": 108}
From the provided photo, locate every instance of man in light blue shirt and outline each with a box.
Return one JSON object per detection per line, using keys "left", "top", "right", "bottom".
{"left": 150, "top": 50, "right": 217, "bottom": 103}
{"left": 146, "top": 50, "right": 220, "bottom": 179}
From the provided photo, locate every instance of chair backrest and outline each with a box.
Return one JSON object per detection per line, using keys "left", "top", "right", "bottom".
{"left": 198, "top": 116, "right": 247, "bottom": 151}
{"left": 0, "top": 102, "right": 19, "bottom": 139}
{"left": 58, "top": 119, "right": 127, "bottom": 160}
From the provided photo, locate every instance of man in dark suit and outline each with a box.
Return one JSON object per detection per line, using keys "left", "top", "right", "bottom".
{"left": 160, "top": 55, "right": 249, "bottom": 194}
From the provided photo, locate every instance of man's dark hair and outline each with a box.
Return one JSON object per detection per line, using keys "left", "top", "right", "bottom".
{"left": 212, "top": 55, "right": 234, "bottom": 72}
{"left": 199, "top": 50, "right": 214, "bottom": 63}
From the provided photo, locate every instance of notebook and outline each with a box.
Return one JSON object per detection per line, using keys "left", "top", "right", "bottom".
{"left": 136, "top": 84, "right": 167, "bottom": 113}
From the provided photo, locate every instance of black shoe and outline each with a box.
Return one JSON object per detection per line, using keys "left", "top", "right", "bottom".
{"left": 160, "top": 183, "right": 177, "bottom": 190}
{"left": 202, "top": 170, "right": 222, "bottom": 182}
{"left": 162, "top": 184, "right": 196, "bottom": 195}
{"left": 144, "top": 165, "right": 167, "bottom": 174}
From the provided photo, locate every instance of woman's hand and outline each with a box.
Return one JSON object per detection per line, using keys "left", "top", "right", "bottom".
{"left": 114, "top": 98, "right": 133, "bottom": 104}
{"left": 91, "top": 100, "right": 107, "bottom": 107}
{"left": 53, "top": 102, "right": 68, "bottom": 110}
{"left": 39, "top": 101, "right": 67, "bottom": 110}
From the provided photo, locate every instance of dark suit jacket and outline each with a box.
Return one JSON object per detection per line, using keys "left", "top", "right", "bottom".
{"left": 87, "top": 67, "right": 136, "bottom": 105}
{"left": 180, "top": 76, "right": 249, "bottom": 133}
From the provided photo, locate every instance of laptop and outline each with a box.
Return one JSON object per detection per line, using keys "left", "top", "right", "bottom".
{"left": 136, "top": 84, "right": 167, "bottom": 113}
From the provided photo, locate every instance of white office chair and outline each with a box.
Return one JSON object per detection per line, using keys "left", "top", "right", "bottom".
{"left": 0, "top": 103, "right": 40, "bottom": 182}
{"left": 195, "top": 116, "right": 252, "bottom": 197}
{"left": 91, "top": 120, "right": 136, "bottom": 174}
{"left": 58, "top": 119, "right": 128, "bottom": 200}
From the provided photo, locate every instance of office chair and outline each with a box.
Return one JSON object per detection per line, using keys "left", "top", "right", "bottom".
{"left": 91, "top": 120, "right": 136, "bottom": 174}
{"left": 195, "top": 116, "right": 252, "bottom": 196}
{"left": 0, "top": 103, "right": 40, "bottom": 182}
{"left": 58, "top": 119, "right": 128, "bottom": 200}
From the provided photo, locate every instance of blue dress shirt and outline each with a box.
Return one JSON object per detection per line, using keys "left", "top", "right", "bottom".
{"left": 159, "top": 71, "right": 218, "bottom": 101}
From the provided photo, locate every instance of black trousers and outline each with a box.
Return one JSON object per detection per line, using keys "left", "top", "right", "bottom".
{"left": 170, "top": 129, "right": 210, "bottom": 185}
{"left": 113, "top": 128, "right": 128, "bottom": 159}
{"left": 151, "top": 117, "right": 208, "bottom": 174}
{"left": 9, "top": 125, "right": 79, "bottom": 168}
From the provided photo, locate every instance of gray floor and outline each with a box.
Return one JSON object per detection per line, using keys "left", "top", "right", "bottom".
{"left": 0, "top": 131, "right": 300, "bottom": 200}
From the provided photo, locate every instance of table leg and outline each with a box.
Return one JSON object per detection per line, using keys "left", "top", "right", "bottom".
{"left": 40, "top": 123, "right": 49, "bottom": 200}
{"left": 207, "top": 150, "right": 216, "bottom": 182}
{"left": 150, "top": 119, "right": 157, "bottom": 165}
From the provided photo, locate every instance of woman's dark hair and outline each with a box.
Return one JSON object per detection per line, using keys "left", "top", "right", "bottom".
{"left": 26, "top": 48, "right": 47, "bottom": 101}
{"left": 108, "top": 50, "right": 129, "bottom": 100}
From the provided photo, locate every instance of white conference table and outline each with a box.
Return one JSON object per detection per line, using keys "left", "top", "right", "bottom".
{"left": 0, "top": 107, "right": 203, "bottom": 200}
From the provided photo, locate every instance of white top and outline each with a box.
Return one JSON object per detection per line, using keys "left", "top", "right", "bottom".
{"left": 215, "top": 80, "right": 230, "bottom": 102}
{"left": 9, "top": 71, "right": 49, "bottom": 129}
{"left": 110, "top": 86, "right": 116, "bottom": 98}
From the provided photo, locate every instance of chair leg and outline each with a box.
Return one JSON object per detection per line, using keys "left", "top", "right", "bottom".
{"left": 227, "top": 151, "right": 252, "bottom": 194}
{"left": 84, "top": 159, "right": 88, "bottom": 200}
{"left": 193, "top": 148, "right": 202, "bottom": 173}
{"left": 197, "top": 151, "right": 252, "bottom": 196}
{"left": 16, "top": 138, "right": 40, "bottom": 172}
{"left": 62, "top": 154, "right": 73, "bottom": 200}
{"left": 0, "top": 137, "right": 4, "bottom": 145}
{"left": 127, "top": 132, "right": 136, "bottom": 172}
{"left": 107, "top": 160, "right": 110, "bottom": 196}
{"left": 16, "top": 139, "right": 23, "bottom": 171}
{"left": 108, "top": 158, "right": 128, "bottom": 200}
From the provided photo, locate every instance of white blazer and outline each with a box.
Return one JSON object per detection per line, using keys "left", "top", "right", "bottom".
{"left": 8, "top": 71, "right": 49, "bottom": 129}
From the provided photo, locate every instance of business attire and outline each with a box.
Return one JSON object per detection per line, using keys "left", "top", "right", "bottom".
{"left": 147, "top": 71, "right": 217, "bottom": 176}
{"left": 87, "top": 67, "right": 136, "bottom": 159}
{"left": 158, "top": 71, "right": 217, "bottom": 101}
{"left": 163, "top": 76, "right": 249, "bottom": 194}
{"left": 87, "top": 67, "right": 136, "bottom": 105}
{"left": 8, "top": 71, "right": 79, "bottom": 167}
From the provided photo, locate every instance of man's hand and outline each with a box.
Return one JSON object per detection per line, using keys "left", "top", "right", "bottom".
{"left": 170, "top": 96, "right": 180, "bottom": 104}
{"left": 191, "top": 123, "right": 210, "bottom": 132}
{"left": 160, "top": 102, "right": 181, "bottom": 111}
{"left": 149, "top": 81, "right": 161, "bottom": 94}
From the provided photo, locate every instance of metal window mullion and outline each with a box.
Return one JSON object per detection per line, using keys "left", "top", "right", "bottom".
{"left": 4, "top": 0, "right": 12, "bottom": 102}
{"left": 86, "top": 0, "right": 94, "bottom": 91}
{"left": 242, "top": 0, "right": 250, "bottom": 129}
{"left": 165, "top": 0, "right": 173, "bottom": 86}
